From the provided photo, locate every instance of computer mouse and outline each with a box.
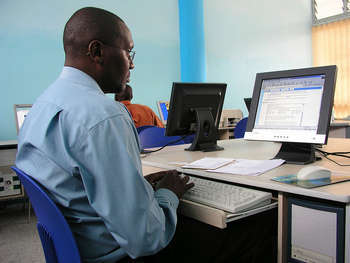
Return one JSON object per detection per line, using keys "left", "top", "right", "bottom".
{"left": 296, "top": 166, "right": 331, "bottom": 181}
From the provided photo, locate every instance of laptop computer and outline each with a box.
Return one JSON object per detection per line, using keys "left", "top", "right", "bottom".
{"left": 156, "top": 101, "right": 169, "bottom": 126}
{"left": 13, "top": 104, "right": 32, "bottom": 134}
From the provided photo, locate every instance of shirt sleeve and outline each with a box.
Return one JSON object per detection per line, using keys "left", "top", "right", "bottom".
{"left": 74, "top": 114, "right": 178, "bottom": 258}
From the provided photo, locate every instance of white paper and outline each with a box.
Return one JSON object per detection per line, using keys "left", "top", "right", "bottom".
{"left": 181, "top": 157, "right": 234, "bottom": 170}
{"left": 207, "top": 159, "right": 285, "bottom": 176}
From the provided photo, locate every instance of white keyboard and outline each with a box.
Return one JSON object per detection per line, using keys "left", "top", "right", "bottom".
{"left": 182, "top": 176, "right": 272, "bottom": 213}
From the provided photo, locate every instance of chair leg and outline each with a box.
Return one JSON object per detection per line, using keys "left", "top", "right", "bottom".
{"left": 24, "top": 198, "right": 31, "bottom": 223}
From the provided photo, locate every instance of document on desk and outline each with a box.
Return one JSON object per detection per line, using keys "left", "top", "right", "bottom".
{"left": 181, "top": 157, "right": 234, "bottom": 170}
{"left": 206, "top": 158, "right": 285, "bottom": 176}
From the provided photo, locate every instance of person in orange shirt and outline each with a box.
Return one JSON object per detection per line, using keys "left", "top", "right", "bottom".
{"left": 115, "top": 84, "right": 164, "bottom": 128}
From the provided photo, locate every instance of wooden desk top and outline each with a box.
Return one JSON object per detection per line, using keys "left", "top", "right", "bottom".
{"left": 142, "top": 138, "right": 350, "bottom": 203}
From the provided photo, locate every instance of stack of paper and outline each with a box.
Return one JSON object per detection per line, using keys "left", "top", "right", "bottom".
{"left": 181, "top": 157, "right": 234, "bottom": 169}
{"left": 182, "top": 157, "right": 285, "bottom": 176}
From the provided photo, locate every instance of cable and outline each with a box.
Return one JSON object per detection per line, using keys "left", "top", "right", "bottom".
{"left": 315, "top": 148, "right": 350, "bottom": 166}
{"left": 140, "top": 135, "right": 190, "bottom": 154}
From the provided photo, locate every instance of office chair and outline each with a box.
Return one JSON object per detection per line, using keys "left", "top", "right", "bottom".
{"left": 234, "top": 117, "right": 248, "bottom": 139}
{"left": 136, "top": 125, "right": 154, "bottom": 134}
{"left": 11, "top": 166, "right": 82, "bottom": 263}
{"left": 138, "top": 126, "right": 193, "bottom": 149}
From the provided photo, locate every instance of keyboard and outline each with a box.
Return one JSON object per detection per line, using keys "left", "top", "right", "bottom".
{"left": 182, "top": 176, "right": 272, "bottom": 213}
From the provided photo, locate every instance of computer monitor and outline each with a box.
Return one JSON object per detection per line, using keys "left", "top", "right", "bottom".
{"left": 244, "top": 65, "right": 337, "bottom": 164}
{"left": 156, "top": 100, "right": 169, "bottom": 126}
{"left": 13, "top": 104, "right": 32, "bottom": 134}
{"left": 244, "top": 98, "right": 252, "bottom": 113}
{"left": 166, "top": 82, "right": 227, "bottom": 152}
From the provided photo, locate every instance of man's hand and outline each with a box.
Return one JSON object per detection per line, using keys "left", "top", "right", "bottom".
{"left": 148, "top": 170, "right": 194, "bottom": 199}
{"left": 144, "top": 171, "right": 167, "bottom": 189}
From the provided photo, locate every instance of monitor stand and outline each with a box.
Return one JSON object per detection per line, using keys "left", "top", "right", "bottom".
{"left": 185, "top": 108, "right": 224, "bottom": 152}
{"left": 274, "top": 142, "right": 316, "bottom": 165}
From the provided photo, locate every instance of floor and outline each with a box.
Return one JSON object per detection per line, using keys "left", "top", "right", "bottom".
{"left": 0, "top": 201, "right": 45, "bottom": 263}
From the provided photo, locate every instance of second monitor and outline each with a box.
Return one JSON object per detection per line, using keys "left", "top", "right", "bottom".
{"left": 166, "top": 82, "right": 227, "bottom": 152}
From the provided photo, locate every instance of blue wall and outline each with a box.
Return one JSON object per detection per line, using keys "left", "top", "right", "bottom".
{"left": 178, "top": 0, "right": 206, "bottom": 82}
{"left": 0, "top": 0, "right": 180, "bottom": 141}
{"left": 1, "top": 0, "right": 311, "bottom": 140}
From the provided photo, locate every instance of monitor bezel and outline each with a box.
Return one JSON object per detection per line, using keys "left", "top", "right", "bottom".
{"left": 166, "top": 82, "right": 227, "bottom": 152}
{"left": 245, "top": 65, "right": 337, "bottom": 146}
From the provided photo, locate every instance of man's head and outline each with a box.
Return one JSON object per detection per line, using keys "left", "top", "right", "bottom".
{"left": 63, "top": 7, "right": 134, "bottom": 94}
{"left": 115, "top": 84, "right": 133, "bottom": 102}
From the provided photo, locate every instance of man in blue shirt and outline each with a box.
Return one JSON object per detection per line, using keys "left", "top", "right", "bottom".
{"left": 16, "top": 7, "right": 193, "bottom": 263}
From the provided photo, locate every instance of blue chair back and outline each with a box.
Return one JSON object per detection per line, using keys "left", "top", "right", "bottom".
{"left": 234, "top": 117, "right": 248, "bottom": 139}
{"left": 136, "top": 125, "right": 154, "bottom": 134}
{"left": 138, "top": 126, "right": 193, "bottom": 149}
{"left": 11, "top": 166, "right": 81, "bottom": 263}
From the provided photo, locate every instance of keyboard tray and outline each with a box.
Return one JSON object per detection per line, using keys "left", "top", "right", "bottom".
{"left": 178, "top": 198, "right": 278, "bottom": 229}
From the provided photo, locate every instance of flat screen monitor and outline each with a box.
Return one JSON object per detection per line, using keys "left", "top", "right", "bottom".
{"left": 156, "top": 100, "right": 169, "bottom": 126}
{"left": 166, "top": 82, "right": 227, "bottom": 152}
{"left": 244, "top": 98, "right": 252, "bottom": 113}
{"left": 244, "top": 65, "right": 337, "bottom": 164}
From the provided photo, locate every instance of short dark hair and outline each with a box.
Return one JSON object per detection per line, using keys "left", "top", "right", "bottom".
{"left": 63, "top": 7, "right": 125, "bottom": 57}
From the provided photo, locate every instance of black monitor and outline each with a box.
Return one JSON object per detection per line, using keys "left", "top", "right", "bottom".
{"left": 244, "top": 65, "right": 337, "bottom": 164}
{"left": 166, "top": 82, "right": 227, "bottom": 152}
{"left": 244, "top": 98, "right": 252, "bottom": 113}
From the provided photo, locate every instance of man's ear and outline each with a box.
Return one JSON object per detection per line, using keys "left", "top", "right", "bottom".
{"left": 87, "top": 40, "right": 104, "bottom": 64}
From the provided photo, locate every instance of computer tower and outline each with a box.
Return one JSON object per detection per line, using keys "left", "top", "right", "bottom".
{"left": 287, "top": 197, "right": 345, "bottom": 263}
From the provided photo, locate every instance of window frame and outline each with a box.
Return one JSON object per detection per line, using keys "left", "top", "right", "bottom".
{"left": 312, "top": 0, "right": 350, "bottom": 25}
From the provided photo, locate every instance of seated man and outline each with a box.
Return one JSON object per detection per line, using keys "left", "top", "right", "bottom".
{"left": 15, "top": 7, "right": 193, "bottom": 263}
{"left": 16, "top": 6, "right": 277, "bottom": 263}
{"left": 115, "top": 84, "right": 164, "bottom": 128}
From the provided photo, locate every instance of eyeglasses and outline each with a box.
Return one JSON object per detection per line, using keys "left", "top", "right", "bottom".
{"left": 87, "top": 41, "right": 136, "bottom": 62}
{"left": 105, "top": 43, "right": 135, "bottom": 62}
{"left": 127, "top": 49, "right": 136, "bottom": 62}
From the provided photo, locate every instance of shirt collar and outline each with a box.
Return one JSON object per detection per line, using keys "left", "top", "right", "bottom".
{"left": 60, "top": 66, "right": 104, "bottom": 94}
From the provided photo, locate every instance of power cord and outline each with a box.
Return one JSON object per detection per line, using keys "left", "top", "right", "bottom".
{"left": 315, "top": 148, "right": 350, "bottom": 166}
{"left": 141, "top": 135, "right": 191, "bottom": 154}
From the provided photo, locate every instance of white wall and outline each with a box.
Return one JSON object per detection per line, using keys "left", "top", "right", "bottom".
{"left": 204, "top": 0, "right": 312, "bottom": 116}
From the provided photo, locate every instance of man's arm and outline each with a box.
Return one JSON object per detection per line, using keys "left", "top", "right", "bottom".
{"left": 75, "top": 115, "right": 180, "bottom": 258}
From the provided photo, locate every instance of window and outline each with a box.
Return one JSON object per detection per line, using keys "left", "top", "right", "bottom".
{"left": 312, "top": 0, "right": 350, "bottom": 119}
{"left": 312, "top": 0, "right": 350, "bottom": 25}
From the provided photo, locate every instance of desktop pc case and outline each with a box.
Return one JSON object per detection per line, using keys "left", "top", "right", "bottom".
{"left": 287, "top": 197, "right": 344, "bottom": 263}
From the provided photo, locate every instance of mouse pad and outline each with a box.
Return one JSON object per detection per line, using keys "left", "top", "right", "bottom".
{"left": 271, "top": 174, "right": 350, "bottom": 188}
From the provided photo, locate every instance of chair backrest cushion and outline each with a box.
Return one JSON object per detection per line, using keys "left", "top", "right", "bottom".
{"left": 138, "top": 126, "right": 193, "bottom": 149}
{"left": 234, "top": 117, "right": 248, "bottom": 139}
{"left": 11, "top": 166, "right": 81, "bottom": 263}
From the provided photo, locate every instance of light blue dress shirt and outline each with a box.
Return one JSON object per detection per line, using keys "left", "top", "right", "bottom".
{"left": 16, "top": 67, "right": 179, "bottom": 263}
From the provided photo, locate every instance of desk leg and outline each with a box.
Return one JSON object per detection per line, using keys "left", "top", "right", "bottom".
{"left": 346, "top": 204, "right": 350, "bottom": 263}
{"left": 278, "top": 193, "right": 288, "bottom": 263}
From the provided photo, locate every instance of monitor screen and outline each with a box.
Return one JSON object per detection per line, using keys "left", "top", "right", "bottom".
{"left": 156, "top": 101, "right": 169, "bottom": 125}
{"left": 166, "top": 82, "right": 226, "bottom": 152}
{"left": 244, "top": 65, "right": 337, "bottom": 164}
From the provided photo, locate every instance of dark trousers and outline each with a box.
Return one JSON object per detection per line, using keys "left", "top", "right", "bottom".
{"left": 120, "top": 208, "right": 277, "bottom": 263}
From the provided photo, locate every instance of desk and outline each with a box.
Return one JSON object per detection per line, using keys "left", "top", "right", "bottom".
{"left": 330, "top": 120, "right": 350, "bottom": 138}
{"left": 218, "top": 126, "right": 235, "bottom": 140}
{"left": 141, "top": 138, "right": 350, "bottom": 263}
{"left": 0, "top": 141, "right": 23, "bottom": 201}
